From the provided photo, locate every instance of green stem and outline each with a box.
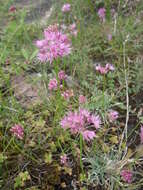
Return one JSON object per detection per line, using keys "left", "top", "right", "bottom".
{"left": 80, "top": 134, "right": 84, "bottom": 173}
{"left": 102, "top": 74, "right": 106, "bottom": 110}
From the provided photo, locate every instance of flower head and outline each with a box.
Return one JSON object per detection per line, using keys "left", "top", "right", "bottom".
{"left": 60, "top": 108, "right": 101, "bottom": 141}
{"left": 62, "top": 3, "right": 71, "bottom": 12}
{"left": 79, "top": 95, "right": 86, "bottom": 104}
{"left": 48, "top": 78, "right": 58, "bottom": 91}
{"left": 58, "top": 70, "right": 67, "bottom": 80}
{"left": 36, "top": 24, "right": 72, "bottom": 63}
{"left": 98, "top": 8, "right": 106, "bottom": 22}
{"left": 61, "top": 89, "right": 74, "bottom": 100}
{"left": 69, "top": 23, "right": 78, "bottom": 37}
{"left": 95, "top": 63, "right": 115, "bottom": 74}
{"left": 121, "top": 169, "right": 133, "bottom": 183}
{"left": 108, "top": 110, "right": 118, "bottom": 122}
{"left": 9, "top": 5, "right": 16, "bottom": 13}
{"left": 82, "top": 130, "right": 96, "bottom": 142}
{"left": 140, "top": 126, "right": 143, "bottom": 144}
{"left": 107, "top": 34, "right": 112, "bottom": 41}
{"left": 60, "top": 154, "right": 68, "bottom": 165}
{"left": 10, "top": 124, "right": 24, "bottom": 140}
{"left": 90, "top": 114, "right": 101, "bottom": 129}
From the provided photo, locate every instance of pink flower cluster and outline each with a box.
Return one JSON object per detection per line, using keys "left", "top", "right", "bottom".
{"left": 69, "top": 23, "right": 78, "bottom": 37}
{"left": 79, "top": 95, "right": 86, "bottom": 104}
{"left": 98, "top": 8, "right": 106, "bottom": 22}
{"left": 140, "top": 125, "right": 143, "bottom": 144}
{"left": 10, "top": 124, "right": 24, "bottom": 140}
{"left": 62, "top": 3, "right": 71, "bottom": 12}
{"left": 9, "top": 5, "right": 16, "bottom": 13}
{"left": 36, "top": 24, "right": 72, "bottom": 63}
{"left": 121, "top": 169, "right": 133, "bottom": 183}
{"left": 108, "top": 110, "right": 118, "bottom": 122}
{"left": 48, "top": 78, "right": 58, "bottom": 91}
{"left": 60, "top": 154, "right": 68, "bottom": 165}
{"left": 61, "top": 89, "right": 74, "bottom": 100}
{"left": 48, "top": 70, "right": 67, "bottom": 91}
{"left": 60, "top": 108, "right": 101, "bottom": 141}
{"left": 95, "top": 63, "right": 115, "bottom": 74}
{"left": 58, "top": 70, "right": 67, "bottom": 80}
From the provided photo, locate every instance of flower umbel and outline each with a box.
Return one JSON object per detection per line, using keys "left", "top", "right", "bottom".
{"left": 60, "top": 154, "right": 68, "bottom": 165}
{"left": 10, "top": 124, "right": 24, "bottom": 140}
{"left": 60, "top": 108, "right": 101, "bottom": 141}
{"left": 108, "top": 110, "right": 118, "bottom": 122}
{"left": 62, "top": 3, "right": 71, "bottom": 12}
{"left": 58, "top": 70, "right": 67, "bottom": 80}
{"left": 48, "top": 78, "right": 58, "bottom": 91}
{"left": 79, "top": 95, "right": 86, "bottom": 104}
{"left": 98, "top": 8, "right": 106, "bottom": 22}
{"left": 121, "top": 169, "right": 133, "bottom": 183}
{"left": 36, "top": 24, "right": 72, "bottom": 63}
{"left": 95, "top": 63, "right": 115, "bottom": 74}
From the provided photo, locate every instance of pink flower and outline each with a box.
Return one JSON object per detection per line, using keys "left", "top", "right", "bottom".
{"left": 121, "top": 169, "right": 133, "bottom": 183}
{"left": 107, "top": 34, "right": 112, "bottom": 41}
{"left": 9, "top": 6, "right": 16, "bottom": 13}
{"left": 69, "top": 23, "right": 76, "bottom": 31}
{"left": 69, "top": 23, "right": 78, "bottom": 37}
{"left": 36, "top": 24, "right": 72, "bottom": 63}
{"left": 60, "top": 109, "right": 101, "bottom": 141}
{"left": 58, "top": 70, "right": 67, "bottom": 80}
{"left": 98, "top": 8, "right": 106, "bottom": 22}
{"left": 61, "top": 89, "right": 74, "bottom": 100}
{"left": 140, "top": 126, "right": 143, "bottom": 144}
{"left": 62, "top": 3, "right": 71, "bottom": 12}
{"left": 90, "top": 115, "right": 101, "bottom": 129}
{"left": 79, "top": 95, "right": 86, "bottom": 104}
{"left": 48, "top": 78, "right": 58, "bottom": 91}
{"left": 10, "top": 124, "right": 24, "bottom": 140}
{"left": 95, "top": 65, "right": 108, "bottom": 74}
{"left": 82, "top": 130, "right": 96, "bottom": 141}
{"left": 106, "top": 63, "right": 115, "bottom": 71}
{"left": 108, "top": 110, "right": 118, "bottom": 122}
{"left": 95, "top": 63, "right": 115, "bottom": 74}
{"left": 60, "top": 154, "right": 68, "bottom": 164}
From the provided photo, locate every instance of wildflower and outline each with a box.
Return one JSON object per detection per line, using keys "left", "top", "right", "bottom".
{"left": 48, "top": 78, "right": 58, "bottom": 91}
{"left": 79, "top": 95, "right": 86, "bottom": 104}
{"left": 82, "top": 130, "right": 96, "bottom": 141}
{"left": 60, "top": 108, "right": 101, "bottom": 141}
{"left": 61, "top": 89, "right": 74, "bottom": 100}
{"left": 95, "top": 63, "right": 115, "bottom": 74}
{"left": 121, "top": 169, "right": 133, "bottom": 183}
{"left": 140, "top": 126, "right": 143, "bottom": 144}
{"left": 36, "top": 24, "right": 72, "bottom": 63}
{"left": 107, "top": 34, "right": 112, "bottom": 41}
{"left": 106, "top": 63, "right": 115, "bottom": 71}
{"left": 98, "top": 8, "right": 106, "bottom": 22}
{"left": 9, "top": 5, "right": 16, "bottom": 13}
{"left": 60, "top": 154, "right": 68, "bottom": 165}
{"left": 108, "top": 110, "right": 118, "bottom": 122}
{"left": 95, "top": 65, "right": 108, "bottom": 74}
{"left": 90, "top": 114, "right": 101, "bottom": 129}
{"left": 58, "top": 70, "right": 67, "bottom": 80}
{"left": 62, "top": 3, "right": 71, "bottom": 12}
{"left": 69, "top": 23, "right": 76, "bottom": 31}
{"left": 69, "top": 23, "right": 78, "bottom": 37}
{"left": 10, "top": 124, "right": 24, "bottom": 140}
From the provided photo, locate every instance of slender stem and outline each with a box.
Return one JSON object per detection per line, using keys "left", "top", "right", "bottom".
{"left": 102, "top": 74, "right": 106, "bottom": 110}
{"left": 80, "top": 134, "right": 84, "bottom": 173}
{"left": 118, "top": 38, "right": 129, "bottom": 157}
